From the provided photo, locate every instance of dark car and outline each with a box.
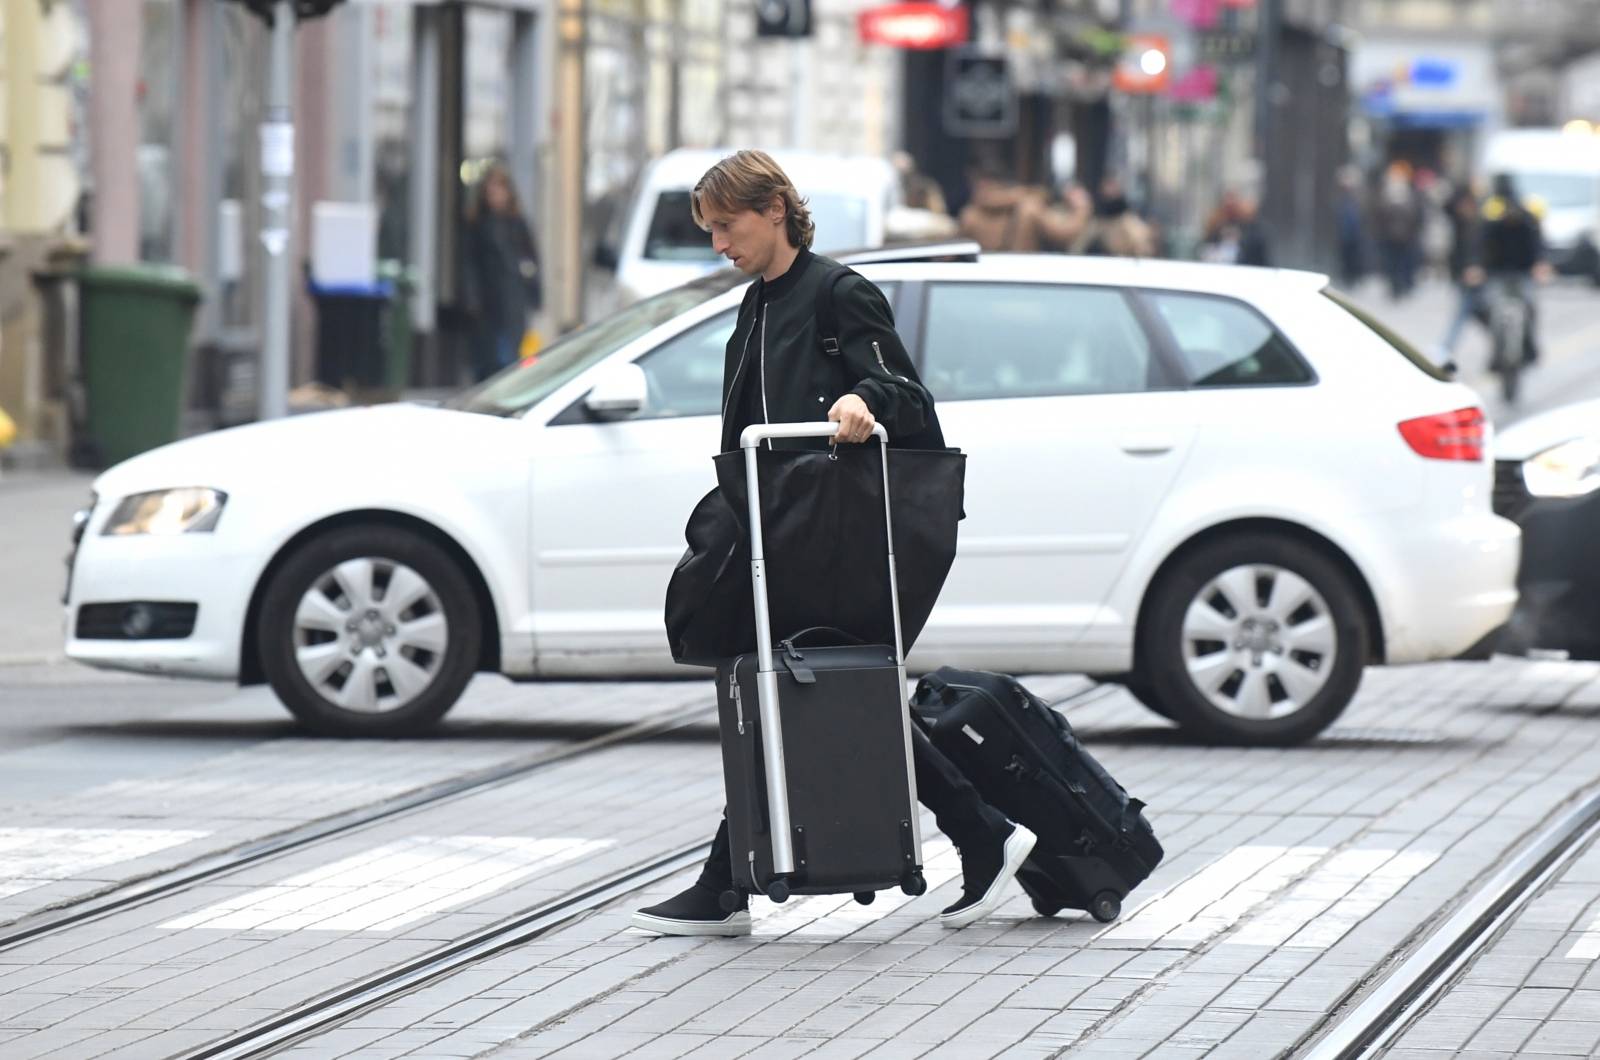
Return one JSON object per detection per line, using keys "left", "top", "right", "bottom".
{"left": 1493, "top": 397, "right": 1600, "bottom": 660}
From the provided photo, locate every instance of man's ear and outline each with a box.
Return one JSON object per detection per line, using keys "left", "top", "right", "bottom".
{"left": 768, "top": 196, "right": 787, "bottom": 225}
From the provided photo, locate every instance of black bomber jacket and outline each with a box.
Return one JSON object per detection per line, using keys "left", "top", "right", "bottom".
{"left": 718, "top": 248, "right": 944, "bottom": 454}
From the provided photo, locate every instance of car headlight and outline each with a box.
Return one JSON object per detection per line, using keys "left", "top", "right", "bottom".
{"left": 102, "top": 488, "right": 228, "bottom": 536}
{"left": 1522, "top": 439, "right": 1600, "bottom": 498}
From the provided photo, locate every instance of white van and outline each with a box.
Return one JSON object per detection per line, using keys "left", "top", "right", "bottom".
{"left": 605, "top": 148, "right": 902, "bottom": 305}
{"left": 1482, "top": 127, "right": 1600, "bottom": 282}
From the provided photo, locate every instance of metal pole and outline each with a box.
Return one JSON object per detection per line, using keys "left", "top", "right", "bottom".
{"left": 258, "top": 2, "right": 296, "bottom": 421}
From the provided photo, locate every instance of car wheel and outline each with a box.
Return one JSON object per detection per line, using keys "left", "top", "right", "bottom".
{"left": 258, "top": 525, "right": 481, "bottom": 737}
{"left": 1139, "top": 534, "right": 1368, "bottom": 746}
{"left": 1114, "top": 676, "right": 1173, "bottom": 720}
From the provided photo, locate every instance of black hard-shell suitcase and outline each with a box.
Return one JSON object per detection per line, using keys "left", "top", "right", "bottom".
{"left": 911, "top": 667, "right": 1162, "bottom": 922}
{"left": 715, "top": 422, "right": 927, "bottom": 907}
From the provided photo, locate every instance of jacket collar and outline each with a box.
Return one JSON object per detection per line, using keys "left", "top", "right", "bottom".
{"left": 757, "top": 245, "right": 812, "bottom": 303}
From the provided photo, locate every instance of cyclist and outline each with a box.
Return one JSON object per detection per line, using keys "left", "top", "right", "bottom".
{"left": 1473, "top": 173, "right": 1553, "bottom": 368}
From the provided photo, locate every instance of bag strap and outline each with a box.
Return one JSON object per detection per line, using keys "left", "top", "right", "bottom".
{"left": 813, "top": 262, "right": 857, "bottom": 357}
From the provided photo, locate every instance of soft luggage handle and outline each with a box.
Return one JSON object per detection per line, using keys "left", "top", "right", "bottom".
{"left": 737, "top": 421, "right": 915, "bottom": 879}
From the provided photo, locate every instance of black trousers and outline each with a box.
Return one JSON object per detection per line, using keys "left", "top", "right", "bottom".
{"left": 697, "top": 719, "right": 1008, "bottom": 891}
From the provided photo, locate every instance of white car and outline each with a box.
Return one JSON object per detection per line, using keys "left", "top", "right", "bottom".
{"left": 64, "top": 248, "right": 1520, "bottom": 745}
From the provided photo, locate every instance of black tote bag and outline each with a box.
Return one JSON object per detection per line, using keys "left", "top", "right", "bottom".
{"left": 664, "top": 445, "right": 965, "bottom": 666}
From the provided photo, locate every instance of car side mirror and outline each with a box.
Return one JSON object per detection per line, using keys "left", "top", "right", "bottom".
{"left": 583, "top": 362, "right": 647, "bottom": 418}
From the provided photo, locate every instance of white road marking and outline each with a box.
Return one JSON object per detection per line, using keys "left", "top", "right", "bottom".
{"left": 1566, "top": 915, "right": 1600, "bottom": 960}
{"left": 161, "top": 835, "right": 612, "bottom": 932}
{"left": 1227, "top": 848, "right": 1439, "bottom": 948}
{"left": 1099, "top": 845, "right": 1329, "bottom": 946}
{"left": 0, "top": 826, "right": 210, "bottom": 899}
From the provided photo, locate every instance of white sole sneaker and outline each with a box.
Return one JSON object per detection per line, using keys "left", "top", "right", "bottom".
{"left": 630, "top": 909, "right": 751, "bottom": 937}
{"left": 939, "top": 825, "right": 1038, "bottom": 929}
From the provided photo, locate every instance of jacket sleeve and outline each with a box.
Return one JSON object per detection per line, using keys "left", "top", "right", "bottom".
{"left": 833, "top": 274, "right": 933, "bottom": 439}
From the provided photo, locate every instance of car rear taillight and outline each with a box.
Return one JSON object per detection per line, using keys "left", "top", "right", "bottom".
{"left": 1397, "top": 407, "right": 1485, "bottom": 461}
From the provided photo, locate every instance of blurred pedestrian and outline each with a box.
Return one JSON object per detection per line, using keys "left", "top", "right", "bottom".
{"left": 1198, "top": 189, "right": 1269, "bottom": 266}
{"left": 957, "top": 169, "right": 1045, "bottom": 252}
{"left": 1373, "top": 161, "right": 1424, "bottom": 300}
{"left": 1036, "top": 182, "right": 1094, "bottom": 254}
{"left": 462, "top": 162, "right": 543, "bottom": 382}
{"left": 1334, "top": 166, "right": 1366, "bottom": 287}
{"left": 892, "top": 150, "right": 948, "bottom": 215}
{"left": 1438, "top": 181, "right": 1486, "bottom": 367}
{"left": 1078, "top": 176, "right": 1156, "bottom": 258}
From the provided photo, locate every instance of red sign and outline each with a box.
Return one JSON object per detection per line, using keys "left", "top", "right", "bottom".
{"left": 858, "top": 3, "right": 969, "bottom": 50}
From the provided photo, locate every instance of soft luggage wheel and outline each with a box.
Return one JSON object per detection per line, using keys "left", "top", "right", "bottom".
{"left": 901, "top": 872, "right": 927, "bottom": 896}
{"left": 719, "top": 890, "right": 743, "bottom": 913}
{"left": 1090, "top": 891, "right": 1121, "bottom": 923}
{"left": 854, "top": 891, "right": 875, "bottom": 906}
{"left": 766, "top": 880, "right": 791, "bottom": 903}
{"left": 1031, "top": 897, "right": 1063, "bottom": 918}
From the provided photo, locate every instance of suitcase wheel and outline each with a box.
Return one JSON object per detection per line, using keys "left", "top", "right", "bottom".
{"left": 1090, "top": 891, "right": 1121, "bottom": 923}
{"left": 1031, "top": 897, "right": 1063, "bottom": 918}
{"left": 853, "top": 891, "right": 876, "bottom": 906}
{"left": 766, "top": 880, "right": 791, "bottom": 903}
{"left": 719, "top": 890, "right": 744, "bottom": 914}
{"left": 900, "top": 871, "right": 927, "bottom": 897}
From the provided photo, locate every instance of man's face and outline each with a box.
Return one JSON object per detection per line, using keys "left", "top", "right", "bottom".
{"left": 701, "top": 197, "right": 784, "bottom": 276}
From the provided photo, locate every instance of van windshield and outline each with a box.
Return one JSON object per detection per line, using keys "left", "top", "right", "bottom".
{"left": 1515, "top": 172, "right": 1598, "bottom": 211}
{"left": 442, "top": 271, "right": 748, "bottom": 416}
{"left": 643, "top": 190, "right": 873, "bottom": 261}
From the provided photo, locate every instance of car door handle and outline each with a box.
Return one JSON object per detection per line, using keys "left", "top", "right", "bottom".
{"left": 1118, "top": 434, "right": 1176, "bottom": 456}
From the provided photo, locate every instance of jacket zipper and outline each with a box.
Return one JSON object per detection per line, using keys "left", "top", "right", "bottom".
{"left": 759, "top": 305, "right": 771, "bottom": 449}
{"left": 872, "top": 339, "right": 910, "bottom": 383}
{"left": 721, "top": 310, "right": 758, "bottom": 425}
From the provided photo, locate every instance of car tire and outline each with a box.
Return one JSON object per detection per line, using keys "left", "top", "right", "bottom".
{"left": 1117, "top": 677, "right": 1173, "bottom": 720}
{"left": 1138, "top": 534, "right": 1368, "bottom": 746}
{"left": 258, "top": 524, "right": 481, "bottom": 737}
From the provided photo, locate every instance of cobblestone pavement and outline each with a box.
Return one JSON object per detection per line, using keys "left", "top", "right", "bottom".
{"left": 3, "top": 661, "right": 1597, "bottom": 1058}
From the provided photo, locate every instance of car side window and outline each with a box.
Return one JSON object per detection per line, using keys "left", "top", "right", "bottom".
{"left": 1146, "top": 291, "right": 1312, "bottom": 387}
{"left": 921, "top": 283, "right": 1154, "bottom": 400}
{"left": 631, "top": 310, "right": 737, "bottom": 420}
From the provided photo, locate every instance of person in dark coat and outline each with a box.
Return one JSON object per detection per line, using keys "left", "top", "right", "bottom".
{"left": 1438, "top": 181, "right": 1485, "bottom": 367}
{"left": 632, "top": 149, "right": 1036, "bottom": 938}
{"left": 462, "top": 163, "right": 542, "bottom": 382}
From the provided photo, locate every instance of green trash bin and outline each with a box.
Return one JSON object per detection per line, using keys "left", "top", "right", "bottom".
{"left": 377, "top": 259, "right": 416, "bottom": 391}
{"left": 77, "top": 264, "right": 202, "bottom": 467}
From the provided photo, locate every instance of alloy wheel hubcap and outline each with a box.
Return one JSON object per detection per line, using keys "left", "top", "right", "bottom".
{"left": 1180, "top": 564, "right": 1337, "bottom": 721}
{"left": 291, "top": 557, "right": 448, "bottom": 714}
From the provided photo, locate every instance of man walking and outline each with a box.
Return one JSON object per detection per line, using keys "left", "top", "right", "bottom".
{"left": 633, "top": 150, "right": 1036, "bottom": 937}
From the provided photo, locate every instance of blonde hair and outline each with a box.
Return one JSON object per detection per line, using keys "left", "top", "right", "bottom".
{"left": 690, "top": 150, "right": 814, "bottom": 250}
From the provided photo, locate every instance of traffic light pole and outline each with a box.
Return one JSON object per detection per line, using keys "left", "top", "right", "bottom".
{"left": 258, "top": 2, "right": 296, "bottom": 421}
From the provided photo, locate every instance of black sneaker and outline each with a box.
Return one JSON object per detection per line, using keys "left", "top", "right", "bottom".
{"left": 631, "top": 882, "right": 750, "bottom": 937}
{"left": 939, "top": 824, "right": 1037, "bottom": 929}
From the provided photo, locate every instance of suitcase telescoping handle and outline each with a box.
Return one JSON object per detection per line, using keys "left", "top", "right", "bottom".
{"left": 736, "top": 421, "right": 906, "bottom": 673}
{"left": 737, "top": 421, "right": 914, "bottom": 881}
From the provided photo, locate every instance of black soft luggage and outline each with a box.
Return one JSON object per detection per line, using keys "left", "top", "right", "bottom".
{"left": 715, "top": 422, "right": 928, "bottom": 907}
{"left": 911, "top": 668, "right": 1162, "bottom": 922}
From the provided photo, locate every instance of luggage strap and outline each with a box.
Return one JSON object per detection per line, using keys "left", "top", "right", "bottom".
{"left": 778, "top": 639, "right": 816, "bottom": 684}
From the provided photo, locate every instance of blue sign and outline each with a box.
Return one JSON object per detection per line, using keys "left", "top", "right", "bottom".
{"left": 1410, "top": 58, "right": 1457, "bottom": 88}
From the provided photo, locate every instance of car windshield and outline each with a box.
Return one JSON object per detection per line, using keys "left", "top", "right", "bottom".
{"left": 642, "top": 189, "right": 872, "bottom": 261}
{"left": 1513, "top": 171, "right": 1598, "bottom": 211}
{"left": 1323, "top": 287, "right": 1451, "bottom": 381}
{"left": 442, "top": 271, "right": 748, "bottom": 417}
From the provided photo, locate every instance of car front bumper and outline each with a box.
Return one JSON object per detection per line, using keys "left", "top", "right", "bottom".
{"left": 63, "top": 530, "right": 258, "bottom": 680}
{"left": 1496, "top": 488, "right": 1600, "bottom": 661}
